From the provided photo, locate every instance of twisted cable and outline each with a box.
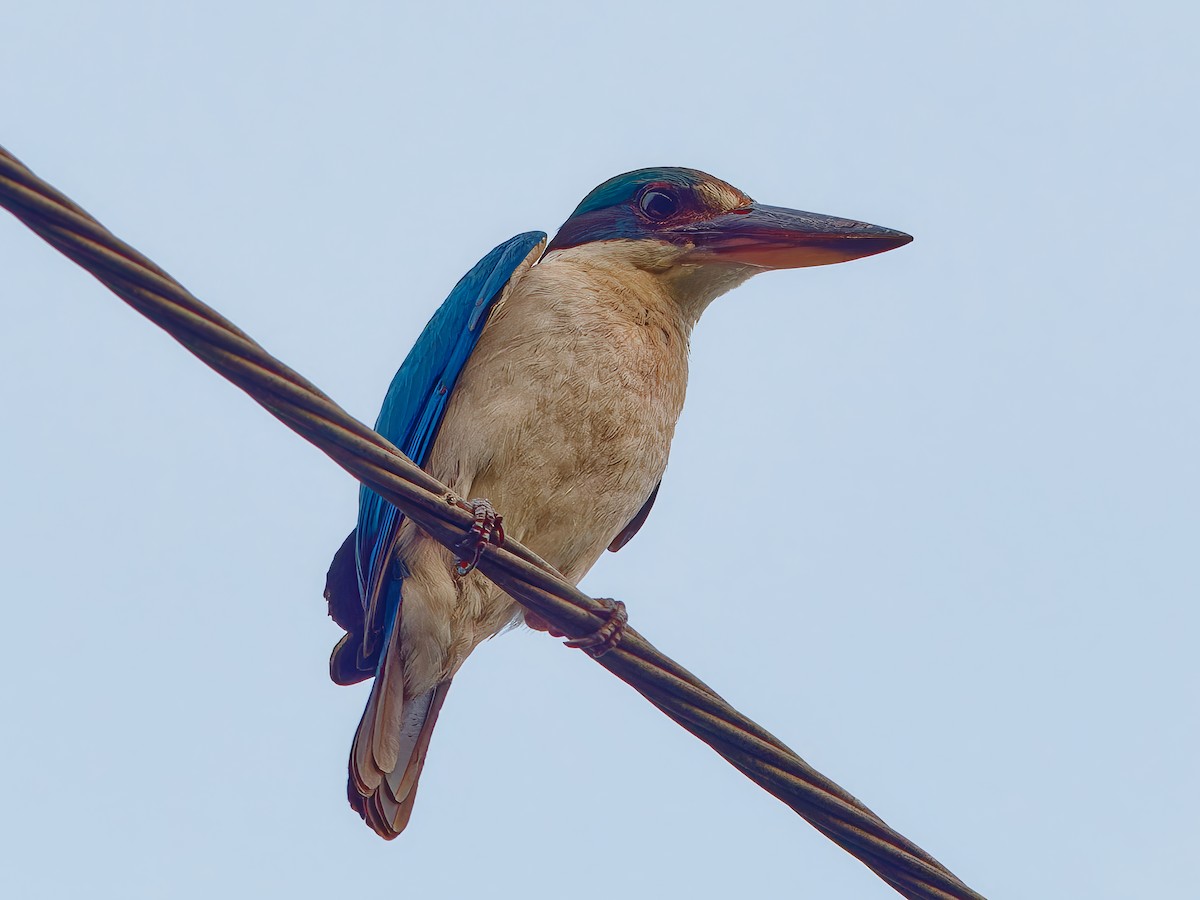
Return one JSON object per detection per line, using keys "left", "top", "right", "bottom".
{"left": 0, "top": 144, "right": 985, "bottom": 900}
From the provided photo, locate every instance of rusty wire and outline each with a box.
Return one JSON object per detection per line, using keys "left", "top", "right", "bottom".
{"left": 0, "top": 144, "right": 986, "bottom": 900}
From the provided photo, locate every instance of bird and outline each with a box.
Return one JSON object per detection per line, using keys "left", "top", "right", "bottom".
{"left": 323, "top": 167, "right": 912, "bottom": 838}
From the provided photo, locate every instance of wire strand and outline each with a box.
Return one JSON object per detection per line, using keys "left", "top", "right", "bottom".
{"left": 0, "top": 144, "right": 986, "bottom": 900}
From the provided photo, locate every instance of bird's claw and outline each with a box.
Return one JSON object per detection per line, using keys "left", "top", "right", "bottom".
{"left": 564, "top": 598, "right": 628, "bottom": 658}
{"left": 453, "top": 498, "right": 504, "bottom": 576}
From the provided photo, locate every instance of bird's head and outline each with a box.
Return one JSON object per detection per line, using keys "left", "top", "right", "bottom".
{"left": 545, "top": 167, "right": 912, "bottom": 316}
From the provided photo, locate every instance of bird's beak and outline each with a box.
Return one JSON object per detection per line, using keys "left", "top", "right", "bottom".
{"left": 675, "top": 203, "right": 913, "bottom": 269}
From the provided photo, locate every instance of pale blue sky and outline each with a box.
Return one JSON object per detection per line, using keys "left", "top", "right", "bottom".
{"left": 1, "top": 3, "right": 1196, "bottom": 898}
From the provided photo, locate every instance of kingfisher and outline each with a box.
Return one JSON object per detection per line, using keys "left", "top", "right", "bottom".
{"left": 323, "top": 167, "right": 912, "bottom": 838}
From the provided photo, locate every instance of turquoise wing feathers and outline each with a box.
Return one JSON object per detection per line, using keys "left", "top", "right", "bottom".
{"left": 326, "top": 231, "right": 546, "bottom": 685}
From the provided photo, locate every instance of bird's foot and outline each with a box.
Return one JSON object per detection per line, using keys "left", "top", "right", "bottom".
{"left": 452, "top": 497, "right": 504, "bottom": 576}
{"left": 564, "top": 598, "right": 628, "bottom": 658}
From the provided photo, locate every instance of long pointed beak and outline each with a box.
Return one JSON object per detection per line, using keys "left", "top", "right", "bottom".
{"left": 674, "top": 203, "right": 912, "bottom": 269}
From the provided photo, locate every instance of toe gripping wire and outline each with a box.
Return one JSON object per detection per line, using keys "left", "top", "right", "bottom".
{"left": 0, "top": 145, "right": 985, "bottom": 900}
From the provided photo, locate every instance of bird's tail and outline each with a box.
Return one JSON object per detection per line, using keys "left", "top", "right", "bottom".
{"left": 347, "top": 640, "right": 452, "bottom": 839}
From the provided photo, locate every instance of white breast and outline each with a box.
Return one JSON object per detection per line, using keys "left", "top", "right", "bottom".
{"left": 425, "top": 243, "right": 693, "bottom": 579}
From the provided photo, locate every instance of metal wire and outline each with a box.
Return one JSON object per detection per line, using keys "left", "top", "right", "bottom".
{"left": 0, "top": 144, "right": 986, "bottom": 900}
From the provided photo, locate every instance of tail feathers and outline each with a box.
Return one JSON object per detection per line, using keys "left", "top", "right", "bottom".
{"left": 349, "top": 679, "right": 452, "bottom": 839}
{"left": 350, "top": 613, "right": 408, "bottom": 795}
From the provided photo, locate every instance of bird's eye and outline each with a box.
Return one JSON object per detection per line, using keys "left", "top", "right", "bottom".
{"left": 638, "top": 189, "right": 679, "bottom": 221}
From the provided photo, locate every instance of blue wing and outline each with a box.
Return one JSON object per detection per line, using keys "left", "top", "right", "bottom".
{"left": 326, "top": 231, "right": 546, "bottom": 685}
